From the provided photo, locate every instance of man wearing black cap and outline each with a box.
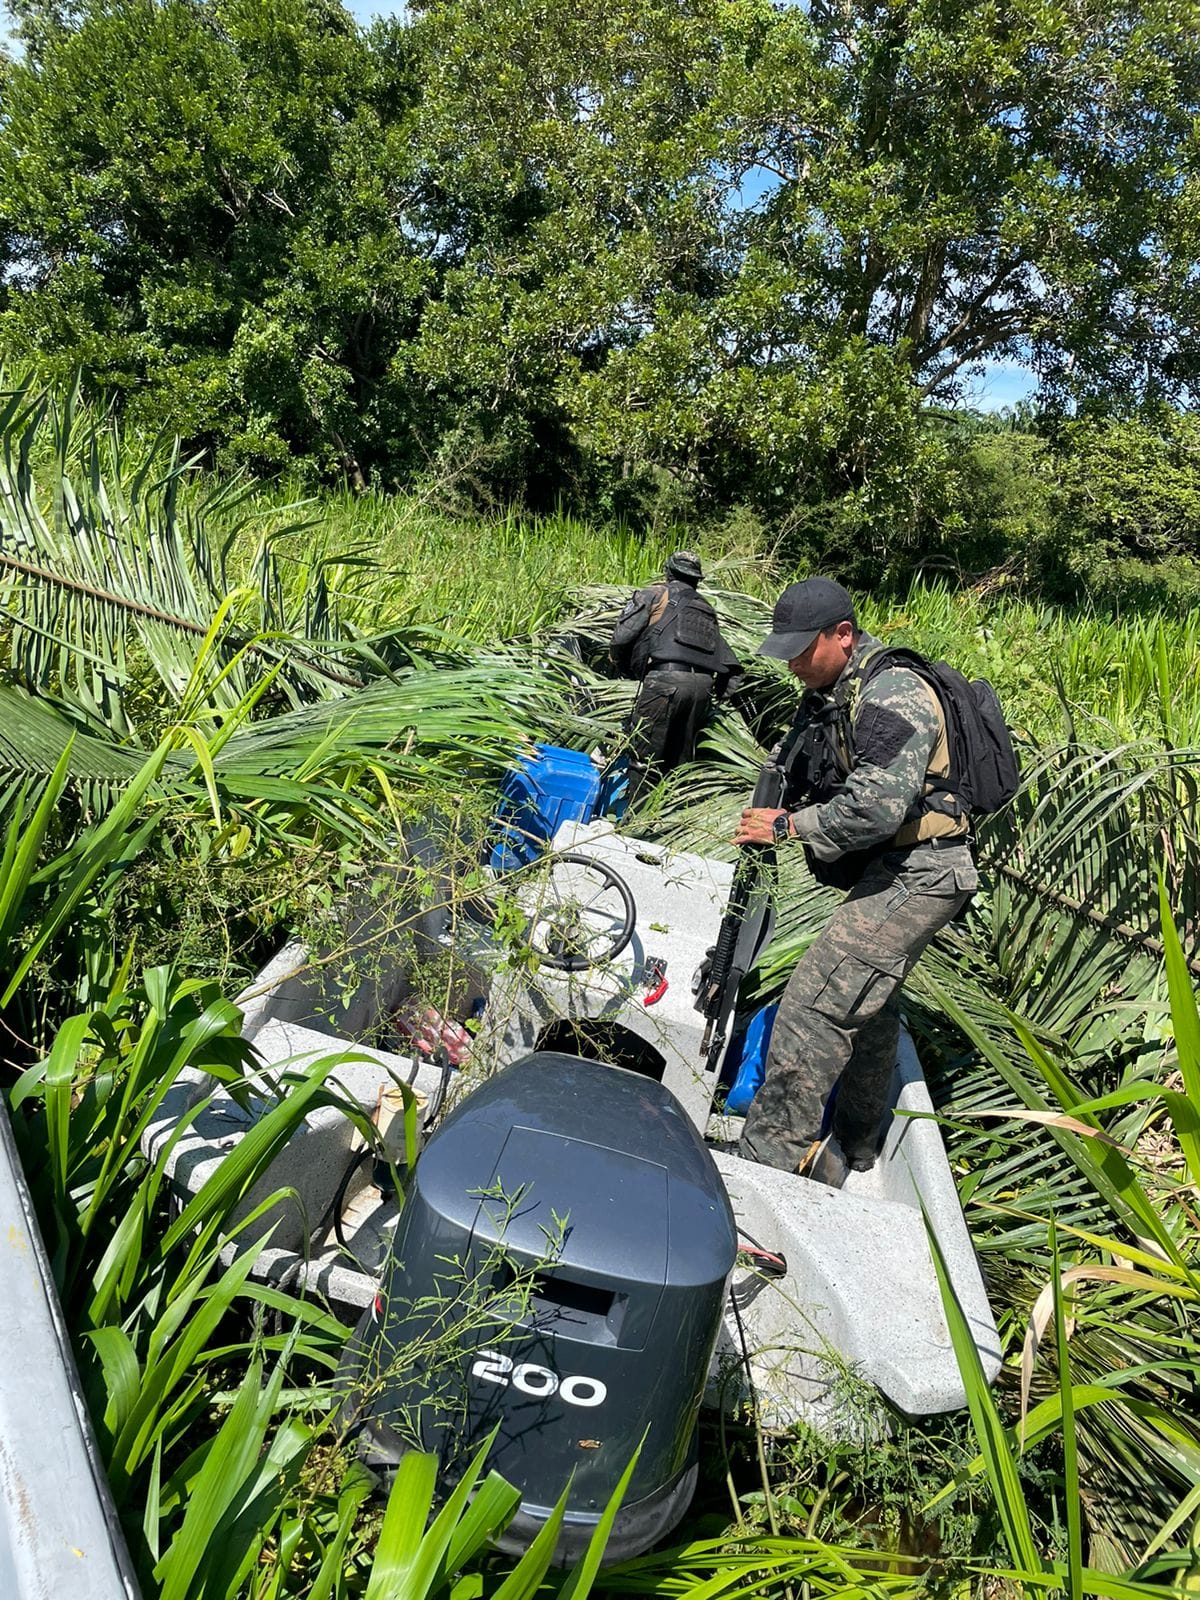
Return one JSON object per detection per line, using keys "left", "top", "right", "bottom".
{"left": 732, "top": 577, "right": 977, "bottom": 1183}
{"left": 610, "top": 552, "right": 742, "bottom": 802}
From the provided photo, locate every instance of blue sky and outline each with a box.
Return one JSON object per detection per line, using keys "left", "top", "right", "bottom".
{"left": 345, "top": 0, "right": 401, "bottom": 18}
{"left": 962, "top": 361, "right": 1035, "bottom": 413}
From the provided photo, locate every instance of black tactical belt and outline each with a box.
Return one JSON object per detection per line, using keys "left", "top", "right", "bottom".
{"left": 902, "top": 833, "right": 972, "bottom": 852}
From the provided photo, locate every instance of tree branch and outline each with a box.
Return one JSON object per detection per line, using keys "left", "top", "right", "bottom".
{"left": 920, "top": 255, "right": 1029, "bottom": 364}
{"left": 917, "top": 311, "right": 1027, "bottom": 397}
{"left": 904, "top": 238, "right": 947, "bottom": 351}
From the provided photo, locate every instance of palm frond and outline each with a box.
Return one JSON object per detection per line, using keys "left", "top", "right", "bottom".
{"left": 0, "top": 375, "right": 380, "bottom": 727}
{"left": 0, "top": 682, "right": 187, "bottom": 804}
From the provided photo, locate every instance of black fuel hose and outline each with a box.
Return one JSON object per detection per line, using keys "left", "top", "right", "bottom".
{"left": 331, "top": 1147, "right": 375, "bottom": 1273}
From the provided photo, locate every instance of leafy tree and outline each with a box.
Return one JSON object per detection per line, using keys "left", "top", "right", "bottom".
{"left": 946, "top": 424, "right": 1054, "bottom": 579}
{"left": 4, "top": 0, "right": 1200, "bottom": 550}
{"left": 1026, "top": 408, "right": 1200, "bottom": 605}
{"left": 1049, "top": 411, "right": 1200, "bottom": 566}
{"left": 742, "top": 0, "right": 1200, "bottom": 402}
{"left": 0, "top": 0, "right": 427, "bottom": 476}
{"left": 401, "top": 0, "right": 1200, "bottom": 551}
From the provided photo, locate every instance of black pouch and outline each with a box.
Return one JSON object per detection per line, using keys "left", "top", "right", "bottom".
{"left": 803, "top": 844, "right": 880, "bottom": 891}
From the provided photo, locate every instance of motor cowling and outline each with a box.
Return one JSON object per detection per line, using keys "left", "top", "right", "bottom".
{"left": 344, "top": 1052, "right": 736, "bottom": 1563}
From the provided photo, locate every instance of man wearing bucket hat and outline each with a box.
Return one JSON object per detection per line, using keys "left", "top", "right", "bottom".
{"left": 610, "top": 551, "right": 743, "bottom": 802}
{"left": 732, "top": 577, "right": 977, "bottom": 1183}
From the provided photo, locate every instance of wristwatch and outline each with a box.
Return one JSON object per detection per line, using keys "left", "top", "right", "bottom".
{"left": 772, "top": 812, "right": 793, "bottom": 843}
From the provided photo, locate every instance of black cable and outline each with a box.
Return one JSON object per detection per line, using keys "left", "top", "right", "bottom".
{"left": 321, "top": 1043, "right": 449, "bottom": 1283}
{"left": 729, "top": 1274, "right": 764, "bottom": 1413}
{"left": 422, "top": 1043, "right": 453, "bottom": 1131}
{"left": 728, "top": 1276, "right": 787, "bottom": 1540}
{"left": 736, "top": 1238, "right": 788, "bottom": 1278}
{"left": 331, "top": 1146, "right": 375, "bottom": 1274}
{"left": 266, "top": 1255, "right": 307, "bottom": 1341}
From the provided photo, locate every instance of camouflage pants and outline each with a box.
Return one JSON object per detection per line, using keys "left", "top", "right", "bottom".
{"left": 738, "top": 842, "right": 977, "bottom": 1172}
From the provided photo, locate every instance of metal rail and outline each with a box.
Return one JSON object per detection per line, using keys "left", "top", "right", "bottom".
{"left": 0, "top": 1101, "right": 140, "bottom": 1600}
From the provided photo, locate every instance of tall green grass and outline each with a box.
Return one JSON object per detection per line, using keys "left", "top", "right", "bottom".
{"left": 245, "top": 486, "right": 1200, "bottom": 749}
{"left": 244, "top": 488, "right": 781, "bottom": 644}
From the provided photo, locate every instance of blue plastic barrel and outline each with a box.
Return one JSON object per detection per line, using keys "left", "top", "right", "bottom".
{"left": 489, "top": 744, "right": 602, "bottom": 872}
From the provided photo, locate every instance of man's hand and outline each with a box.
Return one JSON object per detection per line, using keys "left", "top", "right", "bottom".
{"left": 734, "top": 807, "right": 789, "bottom": 845}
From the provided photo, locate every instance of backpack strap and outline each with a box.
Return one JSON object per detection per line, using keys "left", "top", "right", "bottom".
{"left": 850, "top": 646, "right": 969, "bottom": 842}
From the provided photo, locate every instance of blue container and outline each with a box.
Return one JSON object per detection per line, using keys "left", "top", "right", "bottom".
{"left": 489, "top": 744, "right": 601, "bottom": 872}
{"left": 721, "top": 1002, "right": 779, "bottom": 1115}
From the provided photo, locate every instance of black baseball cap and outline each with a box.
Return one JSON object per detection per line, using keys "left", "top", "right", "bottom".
{"left": 758, "top": 577, "right": 856, "bottom": 660}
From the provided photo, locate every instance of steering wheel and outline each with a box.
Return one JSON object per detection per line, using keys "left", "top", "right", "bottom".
{"left": 525, "top": 852, "right": 637, "bottom": 971}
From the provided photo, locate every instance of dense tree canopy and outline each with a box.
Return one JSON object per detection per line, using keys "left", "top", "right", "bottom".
{"left": 0, "top": 0, "right": 427, "bottom": 472}
{"left": 2, "top": 0, "right": 1199, "bottom": 556}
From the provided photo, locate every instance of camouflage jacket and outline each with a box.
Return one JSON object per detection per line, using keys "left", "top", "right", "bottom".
{"left": 785, "top": 631, "right": 969, "bottom": 865}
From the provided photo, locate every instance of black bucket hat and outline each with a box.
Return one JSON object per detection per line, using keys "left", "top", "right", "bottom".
{"left": 666, "top": 550, "right": 703, "bottom": 582}
{"left": 759, "top": 577, "right": 856, "bottom": 660}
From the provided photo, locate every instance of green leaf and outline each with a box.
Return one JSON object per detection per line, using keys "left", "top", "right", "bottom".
{"left": 1051, "top": 1220, "right": 1083, "bottom": 1600}
{"left": 306, "top": 1468, "right": 373, "bottom": 1600}
{"left": 487, "top": 1477, "right": 572, "bottom": 1600}
{"left": 363, "top": 1450, "right": 440, "bottom": 1600}
{"left": 0, "top": 740, "right": 72, "bottom": 961}
{"left": 1159, "top": 874, "right": 1200, "bottom": 1185}
{"left": 922, "top": 1203, "right": 1042, "bottom": 1576}
{"left": 557, "top": 1431, "right": 645, "bottom": 1599}
{"left": 86, "top": 1324, "right": 142, "bottom": 1437}
{"left": 440, "top": 1470, "right": 522, "bottom": 1578}
{"left": 158, "top": 1050, "right": 356, "bottom": 1256}
{"left": 155, "top": 1355, "right": 272, "bottom": 1600}
{"left": 2, "top": 741, "right": 170, "bottom": 1005}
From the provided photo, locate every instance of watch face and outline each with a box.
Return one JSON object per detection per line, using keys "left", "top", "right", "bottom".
{"left": 772, "top": 813, "right": 790, "bottom": 842}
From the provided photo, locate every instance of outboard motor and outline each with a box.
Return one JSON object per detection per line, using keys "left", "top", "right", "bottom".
{"left": 343, "top": 1052, "right": 736, "bottom": 1563}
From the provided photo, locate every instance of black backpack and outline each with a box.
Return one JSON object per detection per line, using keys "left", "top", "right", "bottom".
{"left": 859, "top": 647, "right": 1021, "bottom": 817}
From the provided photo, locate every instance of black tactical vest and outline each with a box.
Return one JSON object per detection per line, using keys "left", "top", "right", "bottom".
{"left": 778, "top": 691, "right": 853, "bottom": 809}
{"left": 779, "top": 651, "right": 960, "bottom": 819}
{"left": 633, "top": 580, "right": 722, "bottom": 675}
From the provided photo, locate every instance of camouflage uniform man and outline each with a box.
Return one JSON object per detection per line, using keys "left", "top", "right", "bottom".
{"left": 611, "top": 552, "right": 742, "bottom": 801}
{"left": 734, "top": 577, "right": 977, "bottom": 1182}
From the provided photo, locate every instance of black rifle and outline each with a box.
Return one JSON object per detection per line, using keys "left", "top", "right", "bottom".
{"left": 694, "top": 753, "right": 786, "bottom": 1077}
